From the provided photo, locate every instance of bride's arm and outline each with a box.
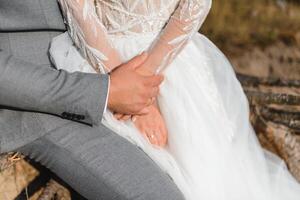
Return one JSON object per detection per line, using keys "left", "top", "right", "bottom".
{"left": 141, "top": 0, "right": 212, "bottom": 74}
{"left": 58, "top": 0, "right": 122, "bottom": 73}
{"left": 132, "top": 0, "right": 212, "bottom": 147}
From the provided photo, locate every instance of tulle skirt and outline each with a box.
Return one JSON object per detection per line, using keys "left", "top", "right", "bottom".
{"left": 50, "top": 32, "right": 300, "bottom": 200}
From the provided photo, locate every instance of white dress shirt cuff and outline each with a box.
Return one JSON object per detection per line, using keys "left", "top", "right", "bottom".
{"left": 102, "top": 74, "right": 110, "bottom": 116}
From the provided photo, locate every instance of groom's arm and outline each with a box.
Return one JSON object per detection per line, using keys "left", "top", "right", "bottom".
{"left": 0, "top": 49, "right": 109, "bottom": 125}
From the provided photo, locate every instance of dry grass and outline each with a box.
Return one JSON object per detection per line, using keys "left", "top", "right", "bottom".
{"left": 0, "top": 160, "right": 41, "bottom": 200}
{"left": 201, "top": 0, "right": 300, "bottom": 56}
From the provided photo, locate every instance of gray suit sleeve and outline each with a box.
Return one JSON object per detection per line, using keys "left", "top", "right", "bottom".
{"left": 0, "top": 50, "right": 109, "bottom": 125}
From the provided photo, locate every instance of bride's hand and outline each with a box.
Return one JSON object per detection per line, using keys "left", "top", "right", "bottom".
{"left": 113, "top": 64, "right": 157, "bottom": 122}
{"left": 114, "top": 62, "right": 167, "bottom": 146}
{"left": 114, "top": 113, "right": 132, "bottom": 121}
{"left": 133, "top": 104, "right": 168, "bottom": 147}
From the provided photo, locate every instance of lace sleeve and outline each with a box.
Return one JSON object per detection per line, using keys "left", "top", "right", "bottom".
{"left": 58, "top": 0, "right": 122, "bottom": 73}
{"left": 143, "top": 0, "right": 212, "bottom": 74}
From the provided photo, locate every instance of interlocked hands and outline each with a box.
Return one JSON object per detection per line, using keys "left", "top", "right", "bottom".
{"left": 108, "top": 53, "right": 168, "bottom": 147}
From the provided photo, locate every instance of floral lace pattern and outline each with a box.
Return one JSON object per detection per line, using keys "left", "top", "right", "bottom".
{"left": 58, "top": 0, "right": 211, "bottom": 73}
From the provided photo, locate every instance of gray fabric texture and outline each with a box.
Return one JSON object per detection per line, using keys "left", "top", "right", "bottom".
{"left": 0, "top": 0, "right": 65, "bottom": 31}
{"left": 0, "top": 0, "right": 109, "bottom": 152}
{"left": 0, "top": 31, "right": 62, "bottom": 65}
{"left": 17, "top": 114, "right": 185, "bottom": 200}
{"left": 0, "top": 0, "right": 184, "bottom": 199}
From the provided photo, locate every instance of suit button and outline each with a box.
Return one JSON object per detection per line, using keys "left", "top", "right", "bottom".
{"left": 71, "top": 114, "right": 77, "bottom": 120}
{"left": 62, "top": 112, "right": 68, "bottom": 119}
{"left": 78, "top": 115, "right": 85, "bottom": 120}
{"left": 62, "top": 112, "right": 73, "bottom": 119}
{"left": 75, "top": 115, "right": 81, "bottom": 120}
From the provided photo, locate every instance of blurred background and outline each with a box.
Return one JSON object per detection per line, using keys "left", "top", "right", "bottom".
{"left": 1, "top": 0, "right": 300, "bottom": 199}
{"left": 201, "top": 0, "right": 300, "bottom": 190}
{"left": 202, "top": 0, "right": 300, "bottom": 79}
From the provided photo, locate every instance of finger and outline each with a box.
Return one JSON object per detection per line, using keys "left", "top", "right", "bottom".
{"left": 145, "top": 75, "right": 164, "bottom": 87}
{"left": 151, "top": 97, "right": 156, "bottom": 105}
{"left": 114, "top": 113, "right": 123, "bottom": 120}
{"left": 136, "top": 107, "right": 150, "bottom": 115}
{"left": 154, "top": 130, "right": 164, "bottom": 147}
{"left": 148, "top": 87, "right": 159, "bottom": 98}
{"left": 120, "top": 115, "right": 131, "bottom": 121}
{"left": 125, "top": 52, "right": 148, "bottom": 70}
{"left": 114, "top": 113, "right": 122, "bottom": 118}
{"left": 132, "top": 115, "right": 137, "bottom": 122}
{"left": 140, "top": 131, "right": 149, "bottom": 141}
{"left": 147, "top": 131, "right": 158, "bottom": 146}
{"left": 141, "top": 131, "right": 148, "bottom": 139}
{"left": 146, "top": 98, "right": 152, "bottom": 106}
{"left": 160, "top": 126, "right": 168, "bottom": 146}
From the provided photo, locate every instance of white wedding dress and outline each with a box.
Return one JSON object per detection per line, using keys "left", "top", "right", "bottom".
{"left": 50, "top": 0, "right": 300, "bottom": 199}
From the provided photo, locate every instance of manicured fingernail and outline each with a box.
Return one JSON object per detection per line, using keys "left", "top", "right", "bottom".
{"left": 132, "top": 116, "right": 137, "bottom": 122}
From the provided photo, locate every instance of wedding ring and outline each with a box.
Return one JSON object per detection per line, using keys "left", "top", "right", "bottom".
{"left": 148, "top": 132, "right": 155, "bottom": 141}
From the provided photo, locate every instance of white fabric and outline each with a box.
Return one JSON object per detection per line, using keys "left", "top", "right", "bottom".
{"left": 58, "top": 0, "right": 211, "bottom": 74}
{"left": 50, "top": 0, "right": 300, "bottom": 199}
{"left": 49, "top": 34, "right": 110, "bottom": 116}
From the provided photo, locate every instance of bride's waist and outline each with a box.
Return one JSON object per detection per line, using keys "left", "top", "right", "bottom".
{"left": 109, "top": 31, "right": 159, "bottom": 39}
{"left": 109, "top": 32, "right": 160, "bottom": 62}
{"left": 96, "top": 1, "right": 171, "bottom": 36}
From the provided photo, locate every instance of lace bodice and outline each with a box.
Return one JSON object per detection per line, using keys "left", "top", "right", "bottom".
{"left": 95, "top": 0, "right": 179, "bottom": 35}
{"left": 58, "top": 0, "right": 211, "bottom": 73}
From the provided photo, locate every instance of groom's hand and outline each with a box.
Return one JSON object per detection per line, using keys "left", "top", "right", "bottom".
{"left": 108, "top": 53, "right": 164, "bottom": 115}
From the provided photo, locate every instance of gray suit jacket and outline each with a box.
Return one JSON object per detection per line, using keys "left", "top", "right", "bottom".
{"left": 0, "top": 0, "right": 109, "bottom": 153}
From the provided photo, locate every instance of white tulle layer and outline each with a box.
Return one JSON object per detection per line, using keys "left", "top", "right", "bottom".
{"left": 50, "top": 32, "right": 300, "bottom": 200}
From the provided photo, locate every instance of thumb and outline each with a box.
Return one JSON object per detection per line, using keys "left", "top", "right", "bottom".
{"left": 137, "top": 107, "right": 150, "bottom": 115}
{"left": 125, "top": 52, "right": 148, "bottom": 70}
